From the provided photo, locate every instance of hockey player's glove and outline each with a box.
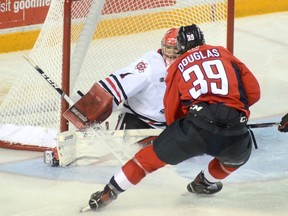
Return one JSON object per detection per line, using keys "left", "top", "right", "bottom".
{"left": 278, "top": 113, "right": 288, "bottom": 133}
{"left": 63, "top": 83, "right": 113, "bottom": 129}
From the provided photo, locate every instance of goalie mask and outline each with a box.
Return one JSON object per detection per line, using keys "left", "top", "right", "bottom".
{"left": 177, "top": 24, "right": 205, "bottom": 54}
{"left": 161, "top": 28, "right": 180, "bottom": 67}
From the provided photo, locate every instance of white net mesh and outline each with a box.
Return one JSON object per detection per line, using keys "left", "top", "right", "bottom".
{"left": 0, "top": 0, "right": 232, "bottom": 148}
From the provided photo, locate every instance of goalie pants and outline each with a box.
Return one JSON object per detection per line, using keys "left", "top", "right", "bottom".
{"left": 115, "top": 113, "right": 154, "bottom": 130}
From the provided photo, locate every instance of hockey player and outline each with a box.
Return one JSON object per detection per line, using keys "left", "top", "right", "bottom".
{"left": 278, "top": 113, "right": 288, "bottom": 132}
{"left": 82, "top": 24, "right": 261, "bottom": 211}
{"left": 64, "top": 28, "right": 179, "bottom": 130}
{"left": 48, "top": 28, "right": 179, "bottom": 166}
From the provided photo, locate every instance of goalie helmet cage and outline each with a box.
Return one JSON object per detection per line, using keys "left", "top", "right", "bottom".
{"left": 0, "top": 0, "right": 234, "bottom": 151}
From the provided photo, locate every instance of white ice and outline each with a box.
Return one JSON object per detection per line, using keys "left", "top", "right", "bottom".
{"left": 0, "top": 12, "right": 288, "bottom": 216}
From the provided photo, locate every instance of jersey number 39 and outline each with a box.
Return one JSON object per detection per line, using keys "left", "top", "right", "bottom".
{"left": 182, "top": 59, "right": 228, "bottom": 99}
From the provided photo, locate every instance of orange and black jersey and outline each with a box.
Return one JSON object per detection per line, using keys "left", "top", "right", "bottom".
{"left": 164, "top": 44, "right": 260, "bottom": 125}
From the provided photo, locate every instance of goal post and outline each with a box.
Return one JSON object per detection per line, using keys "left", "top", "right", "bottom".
{"left": 0, "top": 0, "right": 234, "bottom": 151}
{"left": 61, "top": 0, "right": 72, "bottom": 133}
{"left": 227, "top": 0, "right": 235, "bottom": 53}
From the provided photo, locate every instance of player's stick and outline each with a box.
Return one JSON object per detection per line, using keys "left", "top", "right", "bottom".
{"left": 247, "top": 122, "right": 279, "bottom": 128}
{"left": 109, "top": 121, "right": 280, "bottom": 138}
{"left": 23, "top": 55, "right": 75, "bottom": 106}
{"left": 248, "top": 122, "right": 279, "bottom": 149}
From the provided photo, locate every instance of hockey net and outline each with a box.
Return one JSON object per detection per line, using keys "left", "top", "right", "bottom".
{"left": 0, "top": 0, "right": 234, "bottom": 151}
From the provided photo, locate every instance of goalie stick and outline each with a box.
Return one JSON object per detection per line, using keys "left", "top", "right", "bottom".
{"left": 23, "top": 55, "right": 92, "bottom": 126}
{"left": 24, "top": 55, "right": 114, "bottom": 130}
{"left": 23, "top": 55, "right": 75, "bottom": 106}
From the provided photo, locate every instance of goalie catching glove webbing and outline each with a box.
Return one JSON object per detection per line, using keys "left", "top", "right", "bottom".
{"left": 63, "top": 83, "right": 113, "bottom": 129}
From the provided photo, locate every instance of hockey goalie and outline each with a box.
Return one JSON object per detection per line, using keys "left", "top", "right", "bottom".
{"left": 63, "top": 83, "right": 113, "bottom": 129}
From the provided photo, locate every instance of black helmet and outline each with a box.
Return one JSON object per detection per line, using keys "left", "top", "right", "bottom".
{"left": 177, "top": 24, "right": 205, "bottom": 54}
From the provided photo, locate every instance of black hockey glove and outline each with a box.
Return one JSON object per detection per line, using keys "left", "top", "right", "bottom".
{"left": 278, "top": 113, "right": 288, "bottom": 133}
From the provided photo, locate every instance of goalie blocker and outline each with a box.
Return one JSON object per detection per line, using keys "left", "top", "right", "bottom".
{"left": 63, "top": 83, "right": 113, "bottom": 129}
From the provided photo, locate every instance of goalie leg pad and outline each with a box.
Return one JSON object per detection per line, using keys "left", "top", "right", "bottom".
{"left": 63, "top": 83, "right": 113, "bottom": 129}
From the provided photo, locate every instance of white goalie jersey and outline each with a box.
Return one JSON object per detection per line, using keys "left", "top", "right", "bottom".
{"left": 98, "top": 50, "right": 167, "bottom": 129}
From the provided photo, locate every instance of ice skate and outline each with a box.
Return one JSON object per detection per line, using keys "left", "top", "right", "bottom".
{"left": 86, "top": 185, "right": 118, "bottom": 211}
{"left": 187, "top": 171, "right": 223, "bottom": 194}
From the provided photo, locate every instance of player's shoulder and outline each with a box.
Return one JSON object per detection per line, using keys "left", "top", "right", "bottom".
{"left": 200, "top": 44, "right": 226, "bottom": 51}
{"left": 200, "top": 44, "right": 233, "bottom": 59}
{"left": 138, "top": 50, "right": 163, "bottom": 62}
{"left": 133, "top": 50, "right": 166, "bottom": 75}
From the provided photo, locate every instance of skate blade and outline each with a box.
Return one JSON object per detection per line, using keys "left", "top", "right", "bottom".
{"left": 80, "top": 205, "right": 91, "bottom": 213}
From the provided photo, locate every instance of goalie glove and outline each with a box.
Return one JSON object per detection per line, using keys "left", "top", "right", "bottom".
{"left": 63, "top": 83, "right": 113, "bottom": 129}
{"left": 278, "top": 113, "right": 288, "bottom": 133}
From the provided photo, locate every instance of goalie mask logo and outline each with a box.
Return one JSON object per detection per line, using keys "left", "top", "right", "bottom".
{"left": 135, "top": 61, "right": 148, "bottom": 73}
